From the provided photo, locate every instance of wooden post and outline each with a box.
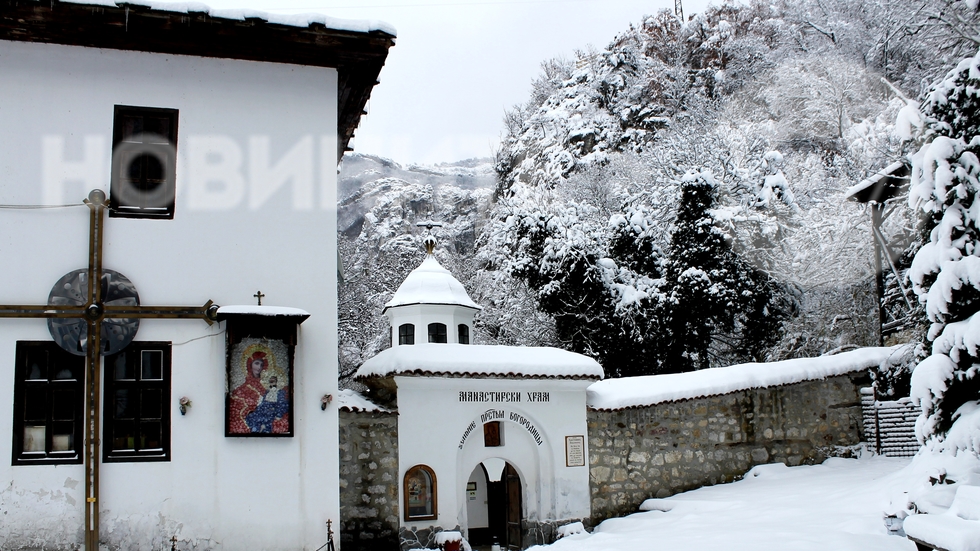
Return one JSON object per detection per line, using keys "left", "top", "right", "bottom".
{"left": 83, "top": 190, "right": 104, "bottom": 551}
{"left": 872, "top": 203, "right": 885, "bottom": 347}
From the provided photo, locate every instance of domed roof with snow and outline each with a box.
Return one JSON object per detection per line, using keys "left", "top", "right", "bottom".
{"left": 383, "top": 255, "right": 482, "bottom": 312}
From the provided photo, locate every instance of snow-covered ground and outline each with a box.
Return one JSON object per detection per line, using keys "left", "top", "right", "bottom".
{"left": 535, "top": 456, "right": 916, "bottom": 551}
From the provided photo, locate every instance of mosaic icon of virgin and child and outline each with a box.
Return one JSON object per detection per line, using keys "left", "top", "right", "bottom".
{"left": 229, "top": 343, "right": 290, "bottom": 434}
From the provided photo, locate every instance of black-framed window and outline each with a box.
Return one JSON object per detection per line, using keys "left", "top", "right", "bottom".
{"left": 428, "top": 323, "right": 447, "bottom": 343}
{"left": 458, "top": 324, "right": 470, "bottom": 345}
{"left": 398, "top": 324, "right": 415, "bottom": 345}
{"left": 110, "top": 105, "right": 179, "bottom": 219}
{"left": 11, "top": 342, "right": 84, "bottom": 465}
{"left": 103, "top": 342, "right": 171, "bottom": 462}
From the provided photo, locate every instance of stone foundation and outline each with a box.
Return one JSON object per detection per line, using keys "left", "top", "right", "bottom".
{"left": 397, "top": 519, "right": 577, "bottom": 550}
{"left": 398, "top": 524, "right": 461, "bottom": 551}
{"left": 339, "top": 409, "right": 400, "bottom": 551}
{"left": 586, "top": 372, "right": 868, "bottom": 524}
{"left": 523, "top": 519, "right": 584, "bottom": 548}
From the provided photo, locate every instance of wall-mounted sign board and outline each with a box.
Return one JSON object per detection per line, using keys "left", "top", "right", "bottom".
{"left": 565, "top": 435, "right": 585, "bottom": 467}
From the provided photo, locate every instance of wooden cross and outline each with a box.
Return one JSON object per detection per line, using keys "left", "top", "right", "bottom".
{"left": 254, "top": 290, "right": 265, "bottom": 306}
{"left": 0, "top": 190, "right": 218, "bottom": 551}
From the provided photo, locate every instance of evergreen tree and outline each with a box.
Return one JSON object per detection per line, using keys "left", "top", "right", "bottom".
{"left": 497, "top": 201, "right": 616, "bottom": 363}
{"left": 485, "top": 167, "right": 789, "bottom": 376}
{"left": 907, "top": 48, "right": 980, "bottom": 443}
{"left": 601, "top": 206, "right": 670, "bottom": 376}
{"left": 664, "top": 170, "right": 785, "bottom": 371}
{"left": 489, "top": 199, "right": 670, "bottom": 377}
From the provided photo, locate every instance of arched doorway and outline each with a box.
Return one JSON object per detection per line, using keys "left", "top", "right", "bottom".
{"left": 466, "top": 461, "right": 523, "bottom": 550}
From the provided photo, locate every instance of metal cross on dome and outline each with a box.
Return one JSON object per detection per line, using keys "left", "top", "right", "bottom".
{"left": 415, "top": 219, "right": 442, "bottom": 255}
{"left": 0, "top": 189, "right": 219, "bottom": 551}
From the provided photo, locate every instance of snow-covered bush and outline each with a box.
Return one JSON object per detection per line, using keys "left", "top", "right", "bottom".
{"left": 872, "top": 343, "right": 921, "bottom": 399}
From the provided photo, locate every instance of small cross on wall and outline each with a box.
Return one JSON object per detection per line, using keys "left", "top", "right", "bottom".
{"left": 253, "top": 291, "right": 265, "bottom": 306}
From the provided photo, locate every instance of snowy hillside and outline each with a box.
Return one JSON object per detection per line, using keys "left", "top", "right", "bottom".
{"left": 339, "top": 1, "right": 980, "bottom": 380}
{"left": 339, "top": 152, "right": 495, "bottom": 202}
{"left": 479, "top": 2, "right": 920, "bottom": 374}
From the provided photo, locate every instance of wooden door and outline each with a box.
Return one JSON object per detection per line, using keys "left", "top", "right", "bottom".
{"left": 504, "top": 464, "right": 522, "bottom": 550}
{"left": 487, "top": 479, "right": 505, "bottom": 546}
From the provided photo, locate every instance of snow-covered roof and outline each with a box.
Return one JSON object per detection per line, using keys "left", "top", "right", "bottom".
{"left": 62, "top": 0, "right": 398, "bottom": 36}
{"left": 384, "top": 255, "right": 482, "bottom": 312}
{"left": 216, "top": 305, "right": 311, "bottom": 321}
{"left": 336, "top": 389, "right": 390, "bottom": 413}
{"left": 4, "top": 1, "right": 395, "bottom": 159}
{"left": 355, "top": 343, "right": 604, "bottom": 380}
{"left": 845, "top": 161, "right": 909, "bottom": 203}
{"left": 587, "top": 346, "right": 904, "bottom": 411}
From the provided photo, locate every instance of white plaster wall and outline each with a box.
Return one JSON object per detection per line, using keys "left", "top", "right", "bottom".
{"left": 0, "top": 40, "right": 340, "bottom": 550}
{"left": 387, "top": 304, "right": 476, "bottom": 345}
{"left": 394, "top": 376, "right": 592, "bottom": 537}
{"left": 465, "top": 465, "right": 489, "bottom": 529}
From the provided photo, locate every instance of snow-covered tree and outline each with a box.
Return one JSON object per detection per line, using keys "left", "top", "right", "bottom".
{"left": 760, "top": 55, "right": 883, "bottom": 143}
{"left": 480, "top": 189, "right": 635, "bottom": 375}
{"left": 906, "top": 48, "right": 980, "bottom": 444}
{"left": 781, "top": 0, "right": 980, "bottom": 95}
{"left": 663, "top": 170, "right": 787, "bottom": 371}
{"left": 599, "top": 205, "right": 672, "bottom": 376}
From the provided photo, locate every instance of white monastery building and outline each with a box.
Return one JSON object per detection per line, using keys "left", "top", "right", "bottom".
{"left": 0, "top": 1, "right": 394, "bottom": 549}
{"left": 354, "top": 237, "right": 604, "bottom": 550}
{"left": 339, "top": 237, "right": 891, "bottom": 551}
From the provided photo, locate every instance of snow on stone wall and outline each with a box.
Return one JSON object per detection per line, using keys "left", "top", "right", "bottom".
{"left": 587, "top": 347, "right": 900, "bottom": 410}
{"left": 860, "top": 388, "right": 921, "bottom": 458}
{"left": 339, "top": 409, "right": 400, "bottom": 551}
{"left": 337, "top": 388, "right": 391, "bottom": 413}
{"left": 586, "top": 373, "right": 868, "bottom": 524}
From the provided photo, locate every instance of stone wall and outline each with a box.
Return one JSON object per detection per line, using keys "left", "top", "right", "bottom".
{"left": 522, "top": 519, "right": 577, "bottom": 548}
{"left": 339, "top": 409, "right": 400, "bottom": 551}
{"left": 587, "top": 372, "right": 869, "bottom": 524}
{"left": 398, "top": 524, "right": 460, "bottom": 551}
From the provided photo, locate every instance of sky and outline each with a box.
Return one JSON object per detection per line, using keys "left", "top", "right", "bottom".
{"left": 202, "top": 0, "right": 713, "bottom": 166}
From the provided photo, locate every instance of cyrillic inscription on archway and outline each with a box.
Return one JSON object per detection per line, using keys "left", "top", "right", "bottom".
{"left": 458, "top": 409, "right": 544, "bottom": 449}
